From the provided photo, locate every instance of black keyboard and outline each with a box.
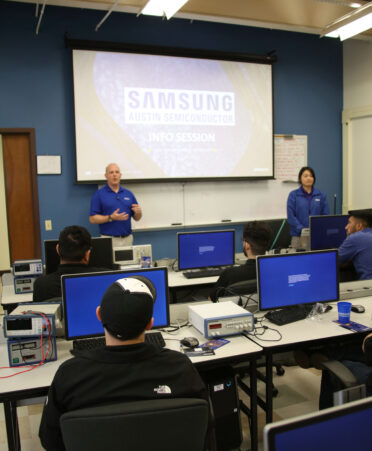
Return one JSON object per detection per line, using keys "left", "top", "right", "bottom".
{"left": 72, "top": 332, "right": 166, "bottom": 351}
{"left": 265, "top": 305, "right": 313, "bottom": 326}
{"left": 183, "top": 268, "right": 225, "bottom": 279}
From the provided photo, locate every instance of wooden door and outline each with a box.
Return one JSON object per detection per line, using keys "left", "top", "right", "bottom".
{"left": 1, "top": 129, "right": 41, "bottom": 262}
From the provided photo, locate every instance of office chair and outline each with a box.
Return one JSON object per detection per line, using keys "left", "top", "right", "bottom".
{"left": 224, "top": 279, "right": 258, "bottom": 297}
{"left": 215, "top": 279, "right": 258, "bottom": 304}
{"left": 318, "top": 359, "right": 367, "bottom": 408}
{"left": 60, "top": 398, "right": 210, "bottom": 451}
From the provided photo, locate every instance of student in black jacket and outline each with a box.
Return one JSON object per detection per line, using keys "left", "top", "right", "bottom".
{"left": 39, "top": 276, "right": 208, "bottom": 451}
{"left": 210, "top": 221, "right": 272, "bottom": 301}
{"left": 33, "top": 225, "right": 109, "bottom": 301}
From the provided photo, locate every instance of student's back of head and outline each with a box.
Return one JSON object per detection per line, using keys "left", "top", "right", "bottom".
{"left": 243, "top": 221, "right": 272, "bottom": 256}
{"left": 58, "top": 226, "right": 92, "bottom": 262}
{"left": 99, "top": 276, "right": 155, "bottom": 342}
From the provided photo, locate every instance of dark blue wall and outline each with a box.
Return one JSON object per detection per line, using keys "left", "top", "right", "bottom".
{"left": 0, "top": 2, "right": 343, "bottom": 260}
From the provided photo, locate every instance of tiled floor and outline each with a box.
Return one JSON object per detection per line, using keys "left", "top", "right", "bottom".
{"left": 0, "top": 364, "right": 321, "bottom": 451}
{"left": 240, "top": 364, "right": 321, "bottom": 451}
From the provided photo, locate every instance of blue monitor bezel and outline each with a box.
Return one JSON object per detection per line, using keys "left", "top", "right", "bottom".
{"left": 257, "top": 250, "right": 339, "bottom": 311}
{"left": 62, "top": 267, "right": 170, "bottom": 340}
{"left": 264, "top": 397, "right": 372, "bottom": 451}
{"left": 177, "top": 229, "right": 235, "bottom": 271}
{"left": 310, "top": 214, "right": 348, "bottom": 251}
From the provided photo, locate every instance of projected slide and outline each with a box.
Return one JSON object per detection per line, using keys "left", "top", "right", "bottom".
{"left": 73, "top": 49, "right": 273, "bottom": 182}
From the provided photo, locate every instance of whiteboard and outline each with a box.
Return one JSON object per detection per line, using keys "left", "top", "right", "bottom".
{"left": 131, "top": 183, "right": 184, "bottom": 229}
{"left": 131, "top": 179, "right": 300, "bottom": 229}
{"left": 125, "top": 134, "right": 307, "bottom": 229}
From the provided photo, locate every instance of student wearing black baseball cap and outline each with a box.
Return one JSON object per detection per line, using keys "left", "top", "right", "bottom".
{"left": 39, "top": 276, "right": 208, "bottom": 451}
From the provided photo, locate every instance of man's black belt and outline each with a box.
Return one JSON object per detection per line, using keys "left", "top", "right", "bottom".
{"left": 111, "top": 235, "right": 129, "bottom": 238}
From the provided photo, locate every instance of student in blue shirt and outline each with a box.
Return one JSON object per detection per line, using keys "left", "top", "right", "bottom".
{"left": 287, "top": 166, "right": 329, "bottom": 248}
{"left": 338, "top": 210, "right": 372, "bottom": 280}
{"left": 89, "top": 163, "right": 142, "bottom": 246}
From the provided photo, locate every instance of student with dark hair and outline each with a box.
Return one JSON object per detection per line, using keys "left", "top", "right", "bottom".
{"left": 209, "top": 221, "right": 272, "bottom": 301}
{"left": 338, "top": 210, "right": 372, "bottom": 280}
{"left": 287, "top": 166, "right": 329, "bottom": 248}
{"left": 39, "top": 276, "right": 207, "bottom": 451}
{"left": 33, "top": 225, "right": 109, "bottom": 301}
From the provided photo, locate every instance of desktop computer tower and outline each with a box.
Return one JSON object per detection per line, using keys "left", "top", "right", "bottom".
{"left": 199, "top": 367, "right": 242, "bottom": 451}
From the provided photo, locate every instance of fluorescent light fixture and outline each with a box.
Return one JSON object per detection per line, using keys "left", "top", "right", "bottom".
{"left": 321, "top": 2, "right": 372, "bottom": 40}
{"left": 141, "top": 0, "right": 189, "bottom": 19}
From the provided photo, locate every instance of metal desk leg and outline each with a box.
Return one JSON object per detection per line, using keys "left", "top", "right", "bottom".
{"left": 249, "top": 359, "right": 258, "bottom": 451}
{"left": 266, "top": 353, "right": 273, "bottom": 423}
{"left": 4, "top": 401, "right": 21, "bottom": 451}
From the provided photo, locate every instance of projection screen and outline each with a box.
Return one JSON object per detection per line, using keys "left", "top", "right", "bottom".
{"left": 72, "top": 46, "right": 274, "bottom": 183}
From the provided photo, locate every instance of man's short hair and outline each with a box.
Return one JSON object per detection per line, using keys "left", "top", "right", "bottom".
{"left": 348, "top": 209, "right": 372, "bottom": 228}
{"left": 58, "top": 226, "right": 92, "bottom": 261}
{"left": 100, "top": 277, "right": 155, "bottom": 340}
{"left": 243, "top": 221, "right": 272, "bottom": 256}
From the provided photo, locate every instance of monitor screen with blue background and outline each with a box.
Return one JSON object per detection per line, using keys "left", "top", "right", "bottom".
{"left": 310, "top": 215, "right": 348, "bottom": 250}
{"left": 264, "top": 397, "right": 371, "bottom": 451}
{"left": 178, "top": 230, "right": 235, "bottom": 270}
{"left": 257, "top": 250, "right": 339, "bottom": 310}
{"left": 62, "top": 267, "right": 169, "bottom": 340}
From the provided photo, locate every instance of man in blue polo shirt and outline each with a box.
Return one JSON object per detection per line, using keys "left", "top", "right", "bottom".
{"left": 89, "top": 163, "right": 142, "bottom": 246}
{"left": 338, "top": 209, "right": 372, "bottom": 280}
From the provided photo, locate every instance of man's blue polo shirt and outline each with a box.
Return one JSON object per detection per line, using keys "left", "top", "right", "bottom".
{"left": 338, "top": 228, "right": 372, "bottom": 280}
{"left": 90, "top": 184, "right": 137, "bottom": 236}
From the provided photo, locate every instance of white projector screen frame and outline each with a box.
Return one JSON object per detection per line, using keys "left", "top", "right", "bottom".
{"left": 72, "top": 42, "right": 274, "bottom": 183}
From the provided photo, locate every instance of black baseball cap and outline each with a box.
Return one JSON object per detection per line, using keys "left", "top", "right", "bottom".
{"left": 100, "top": 276, "right": 156, "bottom": 340}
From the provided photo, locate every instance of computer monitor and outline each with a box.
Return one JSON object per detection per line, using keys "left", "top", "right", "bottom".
{"left": 62, "top": 267, "right": 170, "bottom": 340}
{"left": 177, "top": 230, "right": 235, "bottom": 271}
{"left": 263, "top": 397, "right": 371, "bottom": 451}
{"left": 310, "top": 215, "right": 348, "bottom": 250}
{"left": 44, "top": 237, "right": 114, "bottom": 274}
{"left": 257, "top": 250, "right": 339, "bottom": 311}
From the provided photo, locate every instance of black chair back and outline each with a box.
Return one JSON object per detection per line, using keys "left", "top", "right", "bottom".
{"left": 60, "top": 398, "right": 209, "bottom": 451}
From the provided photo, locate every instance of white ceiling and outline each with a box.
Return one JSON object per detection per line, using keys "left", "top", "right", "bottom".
{"left": 10, "top": 0, "right": 372, "bottom": 38}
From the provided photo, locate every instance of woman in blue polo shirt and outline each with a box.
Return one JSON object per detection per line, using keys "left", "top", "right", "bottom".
{"left": 287, "top": 166, "right": 329, "bottom": 248}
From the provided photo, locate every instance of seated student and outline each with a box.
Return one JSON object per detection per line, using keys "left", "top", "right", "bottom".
{"left": 210, "top": 221, "right": 272, "bottom": 301}
{"left": 319, "top": 332, "right": 372, "bottom": 409}
{"left": 338, "top": 210, "right": 372, "bottom": 280}
{"left": 39, "top": 276, "right": 208, "bottom": 451}
{"left": 33, "top": 225, "right": 109, "bottom": 301}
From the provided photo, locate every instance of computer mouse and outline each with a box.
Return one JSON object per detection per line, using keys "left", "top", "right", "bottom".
{"left": 180, "top": 337, "right": 199, "bottom": 348}
{"left": 351, "top": 305, "right": 365, "bottom": 313}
